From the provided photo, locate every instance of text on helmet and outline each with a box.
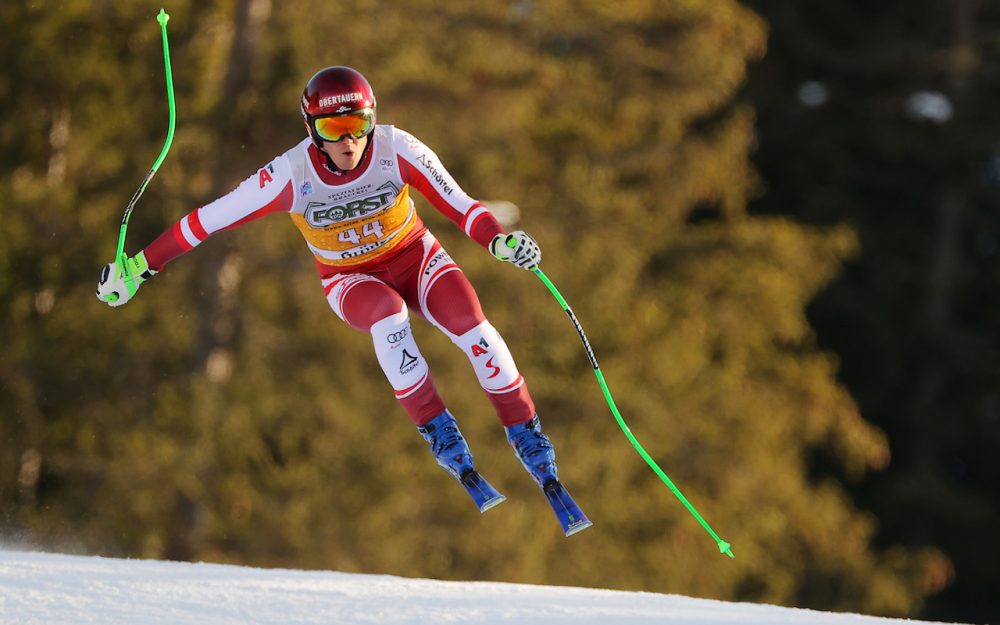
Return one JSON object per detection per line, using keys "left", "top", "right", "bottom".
{"left": 319, "top": 92, "right": 365, "bottom": 108}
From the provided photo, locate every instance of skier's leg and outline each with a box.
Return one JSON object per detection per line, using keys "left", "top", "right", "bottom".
{"left": 413, "top": 240, "right": 567, "bottom": 488}
{"left": 427, "top": 270, "right": 562, "bottom": 486}
{"left": 449, "top": 318, "right": 535, "bottom": 426}
{"left": 324, "top": 273, "right": 444, "bottom": 425}
{"left": 326, "top": 272, "right": 501, "bottom": 508}
{"left": 415, "top": 241, "right": 535, "bottom": 427}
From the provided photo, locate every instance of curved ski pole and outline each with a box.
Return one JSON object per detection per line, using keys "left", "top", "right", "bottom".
{"left": 109, "top": 9, "right": 176, "bottom": 302}
{"left": 531, "top": 267, "right": 734, "bottom": 558}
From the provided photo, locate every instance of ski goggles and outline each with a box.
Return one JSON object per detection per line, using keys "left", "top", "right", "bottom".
{"left": 311, "top": 108, "right": 375, "bottom": 142}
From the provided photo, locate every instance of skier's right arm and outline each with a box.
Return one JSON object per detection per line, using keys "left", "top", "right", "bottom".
{"left": 97, "top": 156, "right": 295, "bottom": 307}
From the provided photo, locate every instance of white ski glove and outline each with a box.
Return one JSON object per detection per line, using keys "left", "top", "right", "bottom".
{"left": 490, "top": 230, "right": 541, "bottom": 270}
{"left": 96, "top": 251, "right": 156, "bottom": 307}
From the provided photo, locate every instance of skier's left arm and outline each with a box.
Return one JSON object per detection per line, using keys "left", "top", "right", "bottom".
{"left": 394, "top": 130, "right": 540, "bottom": 270}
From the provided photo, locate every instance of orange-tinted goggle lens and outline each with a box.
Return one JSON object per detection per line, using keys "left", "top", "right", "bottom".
{"left": 313, "top": 109, "right": 375, "bottom": 142}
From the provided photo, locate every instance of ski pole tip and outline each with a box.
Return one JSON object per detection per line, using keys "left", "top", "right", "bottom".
{"left": 719, "top": 540, "right": 735, "bottom": 559}
{"left": 157, "top": 8, "right": 170, "bottom": 25}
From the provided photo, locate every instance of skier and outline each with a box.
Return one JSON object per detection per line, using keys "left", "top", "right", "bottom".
{"left": 97, "top": 66, "right": 590, "bottom": 535}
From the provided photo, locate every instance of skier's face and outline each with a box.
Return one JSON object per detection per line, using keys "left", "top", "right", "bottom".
{"left": 323, "top": 134, "right": 368, "bottom": 171}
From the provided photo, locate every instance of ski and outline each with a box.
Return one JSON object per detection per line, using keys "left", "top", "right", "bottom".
{"left": 459, "top": 471, "right": 507, "bottom": 513}
{"left": 542, "top": 481, "right": 592, "bottom": 536}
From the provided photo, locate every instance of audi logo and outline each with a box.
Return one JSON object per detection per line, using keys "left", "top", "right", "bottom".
{"left": 386, "top": 328, "right": 409, "bottom": 344}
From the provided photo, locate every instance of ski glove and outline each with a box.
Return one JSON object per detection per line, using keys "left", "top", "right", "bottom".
{"left": 96, "top": 251, "right": 156, "bottom": 307}
{"left": 490, "top": 231, "right": 541, "bottom": 270}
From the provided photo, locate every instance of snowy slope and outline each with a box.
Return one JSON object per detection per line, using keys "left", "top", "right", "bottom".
{"left": 0, "top": 549, "right": 964, "bottom": 625}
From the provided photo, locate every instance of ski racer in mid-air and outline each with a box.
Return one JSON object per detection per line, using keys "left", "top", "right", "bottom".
{"left": 97, "top": 66, "right": 590, "bottom": 535}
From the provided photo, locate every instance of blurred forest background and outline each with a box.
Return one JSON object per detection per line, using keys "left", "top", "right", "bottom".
{"left": 1, "top": 1, "right": 996, "bottom": 623}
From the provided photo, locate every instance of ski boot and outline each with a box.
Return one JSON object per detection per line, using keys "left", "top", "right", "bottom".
{"left": 418, "top": 409, "right": 506, "bottom": 512}
{"left": 506, "top": 415, "right": 592, "bottom": 536}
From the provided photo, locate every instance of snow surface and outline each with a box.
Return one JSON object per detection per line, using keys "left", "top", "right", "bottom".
{"left": 0, "top": 549, "right": 964, "bottom": 625}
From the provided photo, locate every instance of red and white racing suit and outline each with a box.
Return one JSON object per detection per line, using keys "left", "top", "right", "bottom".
{"left": 142, "top": 125, "right": 535, "bottom": 427}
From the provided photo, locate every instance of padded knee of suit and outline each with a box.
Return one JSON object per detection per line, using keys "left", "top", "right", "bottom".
{"left": 370, "top": 309, "right": 429, "bottom": 398}
{"left": 453, "top": 320, "right": 522, "bottom": 393}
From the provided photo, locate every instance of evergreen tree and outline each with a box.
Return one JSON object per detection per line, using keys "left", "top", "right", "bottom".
{"left": 744, "top": 0, "right": 1000, "bottom": 621}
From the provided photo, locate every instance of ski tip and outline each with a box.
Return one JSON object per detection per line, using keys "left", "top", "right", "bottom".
{"left": 719, "top": 541, "right": 735, "bottom": 559}
{"left": 157, "top": 9, "right": 170, "bottom": 25}
{"left": 564, "top": 519, "right": 593, "bottom": 537}
{"left": 478, "top": 494, "right": 507, "bottom": 513}
{"left": 460, "top": 471, "right": 507, "bottom": 513}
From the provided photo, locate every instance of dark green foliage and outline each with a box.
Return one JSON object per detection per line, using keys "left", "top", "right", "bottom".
{"left": 744, "top": 1, "right": 999, "bottom": 622}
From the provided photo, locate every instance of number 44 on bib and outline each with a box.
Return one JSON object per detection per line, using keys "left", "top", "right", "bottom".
{"left": 338, "top": 221, "right": 385, "bottom": 244}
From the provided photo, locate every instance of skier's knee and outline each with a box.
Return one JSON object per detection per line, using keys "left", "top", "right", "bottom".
{"left": 454, "top": 320, "right": 522, "bottom": 391}
{"left": 370, "top": 309, "right": 429, "bottom": 395}
{"left": 370, "top": 307, "right": 414, "bottom": 348}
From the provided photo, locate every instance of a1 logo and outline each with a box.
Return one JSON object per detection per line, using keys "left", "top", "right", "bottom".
{"left": 470, "top": 338, "right": 490, "bottom": 357}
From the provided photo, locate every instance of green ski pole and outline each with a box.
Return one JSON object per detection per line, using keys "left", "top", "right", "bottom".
{"left": 109, "top": 9, "right": 176, "bottom": 302}
{"left": 532, "top": 267, "right": 734, "bottom": 558}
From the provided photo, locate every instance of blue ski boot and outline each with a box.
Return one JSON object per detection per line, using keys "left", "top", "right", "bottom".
{"left": 505, "top": 415, "right": 559, "bottom": 487}
{"left": 418, "top": 410, "right": 474, "bottom": 479}
{"left": 418, "top": 410, "right": 506, "bottom": 513}
{"left": 506, "top": 415, "right": 592, "bottom": 536}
